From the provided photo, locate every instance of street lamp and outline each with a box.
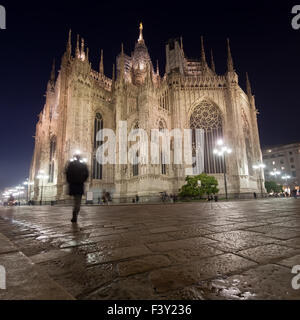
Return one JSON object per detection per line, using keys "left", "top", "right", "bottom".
{"left": 213, "top": 139, "right": 232, "bottom": 200}
{"left": 36, "top": 170, "right": 49, "bottom": 205}
{"left": 252, "top": 163, "right": 266, "bottom": 198}
{"left": 270, "top": 170, "right": 281, "bottom": 177}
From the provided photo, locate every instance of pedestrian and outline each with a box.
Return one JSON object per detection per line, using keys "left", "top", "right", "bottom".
{"left": 253, "top": 192, "right": 257, "bottom": 199}
{"left": 66, "top": 154, "right": 89, "bottom": 223}
{"left": 135, "top": 194, "right": 139, "bottom": 203}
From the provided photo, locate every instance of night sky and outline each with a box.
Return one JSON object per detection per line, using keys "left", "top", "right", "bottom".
{"left": 1, "top": 0, "right": 300, "bottom": 190}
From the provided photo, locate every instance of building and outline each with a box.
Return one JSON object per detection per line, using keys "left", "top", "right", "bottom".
{"left": 29, "top": 24, "right": 265, "bottom": 203}
{"left": 262, "top": 143, "right": 300, "bottom": 192}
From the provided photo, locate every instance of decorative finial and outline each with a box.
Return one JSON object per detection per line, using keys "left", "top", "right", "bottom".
{"left": 138, "top": 22, "right": 144, "bottom": 42}
{"left": 86, "top": 47, "right": 89, "bottom": 61}
{"left": 100, "top": 49, "right": 104, "bottom": 74}
{"left": 201, "top": 36, "right": 207, "bottom": 64}
{"left": 227, "top": 38, "right": 234, "bottom": 72}
{"left": 156, "top": 60, "right": 160, "bottom": 76}
{"left": 210, "top": 49, "right": 216, "bottom": 73}
{"left": 180, "top": 36, "right": 183, "bottom": 50}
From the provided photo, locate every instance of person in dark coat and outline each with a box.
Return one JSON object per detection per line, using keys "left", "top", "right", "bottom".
{"left": 66, "top": 154, "right": 89, "bottom": 223}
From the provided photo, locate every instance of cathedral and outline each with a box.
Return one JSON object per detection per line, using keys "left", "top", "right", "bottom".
{"left": 29, "top": 24, "right": 265, "bottom": 203}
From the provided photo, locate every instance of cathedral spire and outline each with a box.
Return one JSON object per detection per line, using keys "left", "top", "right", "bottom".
{"left": 86, "top": 47, "right": 89, "bottom": 61}
{"left": 112, "top": 64, "right": 115, "bottom": 82}
{"left": 50, "top": 59, "right": 55, "bottom": 82}
{"left": 76, "top": 34, "right": 80, "bottom": 58}
{"left": 210, "top": 49, "right": 216, "bottom": 73}
{"left": 81, "top": 38, "right": 85, "bottom": 55}
{"left": 120, "top": 43, "right": 125, "bottom": 81}
{"left": 227, "top": 38, "right": 234, "bottom": 72}
{"left": 246, "top": 72, "right": 252, "bottom": 97}
{"left": 66, "top": 29, "right": 72, "bottom": 56}
{"left": 100, "top": 49, "right": 104, "bottom": 74}
{"left": 138, "top": 22, "right": 144, "bottom": 43}
{"left": 201, "top": 36, "right": 207, "bottom": 65}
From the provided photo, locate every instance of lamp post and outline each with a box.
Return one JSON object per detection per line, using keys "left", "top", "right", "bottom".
{"left": 37, "top": 170, "right": 49, "bottom": 205}
{"left": 213, "top": 139, "right": 232, "bottom": 200}
{"left": 15, "top": 185, "right": 25, "bottom": 205}
{"left": 197, "top": 179, "right": 202, "bottom": 199}
{"left": 252, "top": 163, "right": 266, "bottom": 198}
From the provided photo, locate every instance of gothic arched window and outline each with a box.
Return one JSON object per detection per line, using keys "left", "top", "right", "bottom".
{"left": 48, "top": 137, "right": 56, "bottom": 183}
{"left": 158, "top": 120, "right": 167, "bottom": 175}
{"left": 93, "top": 113, "right": 103, "bottom": 180}
{"left": 190, "top": 100, "right": 224, "bottom": 174}
{"left": 132, "top": 121, "right": 140, "bottom": 176}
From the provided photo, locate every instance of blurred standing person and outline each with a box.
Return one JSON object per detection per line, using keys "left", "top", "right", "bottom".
{"left": 66, "top": 154, "right": 89, "bottom": 223}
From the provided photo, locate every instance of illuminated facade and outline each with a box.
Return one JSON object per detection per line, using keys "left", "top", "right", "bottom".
{"left": 29, "top": 25, "right": 265, "bottom": 202}
{"left": 262, "top": 143, "right": 300, "bottom": 190}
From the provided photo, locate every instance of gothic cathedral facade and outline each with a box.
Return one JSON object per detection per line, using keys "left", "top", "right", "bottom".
{"left": 29, "top": 24, "right": 265, "bottom": 203}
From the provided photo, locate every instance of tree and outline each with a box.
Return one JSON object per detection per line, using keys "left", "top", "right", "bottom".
{"left": 179, "top": 174, "right": 219, "bottom": 199}
{"left": 265, "top": 180, "right": 283, "bottom": 193}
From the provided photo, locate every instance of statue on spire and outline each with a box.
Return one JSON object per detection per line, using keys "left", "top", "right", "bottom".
{"left": 138, "top": 22, "right": 144, "bottom": 43}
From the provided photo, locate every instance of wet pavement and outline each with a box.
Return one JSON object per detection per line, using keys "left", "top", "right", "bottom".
{"left": 0, "top": 198, "right": 300, "bottom": 300}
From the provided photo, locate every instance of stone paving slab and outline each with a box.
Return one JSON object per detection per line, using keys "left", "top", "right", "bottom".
{"left": 0, "top": 233, "right": 18, "bottom": 254}
{"left": 0, "top": 233, "right": 74, "bottom": 300}
{"left": 1, "top": 198, "right": 300, "bottom": 300}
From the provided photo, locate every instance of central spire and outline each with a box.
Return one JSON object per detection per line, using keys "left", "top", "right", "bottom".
{"left": 138, "top": 22, "right": 144, "bottom": 43}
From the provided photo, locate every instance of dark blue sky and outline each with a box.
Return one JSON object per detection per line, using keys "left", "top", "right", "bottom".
{"left": 0, "top": 0, "right": 300, "bottom": 190}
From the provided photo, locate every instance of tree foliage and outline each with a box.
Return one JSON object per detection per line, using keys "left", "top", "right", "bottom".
{"left": 265, "top": 180, "right": 283, "bottom": 193}
{"left": 179, "top": 174, "right": 219, "bottom": 198}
